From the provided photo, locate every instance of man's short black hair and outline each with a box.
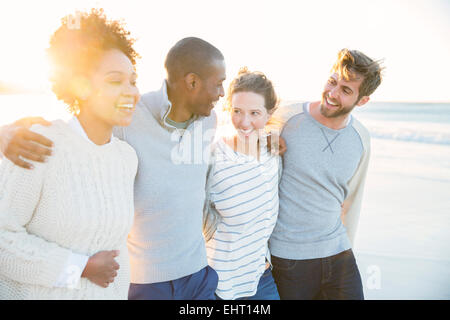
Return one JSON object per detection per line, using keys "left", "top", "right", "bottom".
{"left": 164, "top": 37, "right": 224, "bottom": 83}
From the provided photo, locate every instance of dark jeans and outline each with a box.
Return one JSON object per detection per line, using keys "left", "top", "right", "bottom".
{"left": 271, "top": 249, "right": 364, "bottom": 300}
{"left": 128, "top": 265, "right": 219, "bottom": 300}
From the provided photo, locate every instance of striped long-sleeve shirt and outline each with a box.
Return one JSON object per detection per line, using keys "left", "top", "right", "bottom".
{"left": 204, "top": 138, "right": 280, "bottom": 300}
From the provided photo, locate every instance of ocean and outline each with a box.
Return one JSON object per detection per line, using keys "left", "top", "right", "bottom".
{"left": 1, "top": 95, "right": 450, "bottom": 299}
{"left": 353, "top": 101, "right": 450, "bottom": 146}
{"left": 351, "top": 102, "right": 450, "bottom": 299}
{"left": 1, "top": 95, "right": 449, "bottom": 147}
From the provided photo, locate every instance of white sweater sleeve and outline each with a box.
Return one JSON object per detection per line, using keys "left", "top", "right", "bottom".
{"left": 342, "top": 119, "right": 371, "bottom": 245}
{"left": 53, "top": 252, "right": 89, "bottom": 289}
{"left": 0, "top": 155, "right": 73, "bottom": 288}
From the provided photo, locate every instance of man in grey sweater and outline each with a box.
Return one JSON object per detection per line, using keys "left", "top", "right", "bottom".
{"left": 268, "top": 49, "right": 383, "bottom": 300}
{"left": 0, "top": 37, "right": 226, "bottom": 299}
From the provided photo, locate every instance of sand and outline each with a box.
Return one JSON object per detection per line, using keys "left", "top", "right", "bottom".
{"left": 353, "top": 138, "right": 450, "bottom": 299}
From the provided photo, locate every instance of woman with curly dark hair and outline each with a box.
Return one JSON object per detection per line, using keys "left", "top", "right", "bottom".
{"left": 0, "top": 9, "right": 140, "bottom": 299}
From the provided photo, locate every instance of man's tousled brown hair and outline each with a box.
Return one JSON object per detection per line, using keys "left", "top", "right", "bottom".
{"left": 332, "top": 48, "right": 384, "bottom": 100}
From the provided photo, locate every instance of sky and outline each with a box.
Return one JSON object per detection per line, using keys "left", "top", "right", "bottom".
{"left": 0, "top": 0, "right": 449, "bottom": 102}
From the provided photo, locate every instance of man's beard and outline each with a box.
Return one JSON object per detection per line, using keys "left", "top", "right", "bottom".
{"left": 319, "top": 103, "right": 353, "bottom": 118}
{"left": 320, "top": 94, "right": 356, "bottom": 118}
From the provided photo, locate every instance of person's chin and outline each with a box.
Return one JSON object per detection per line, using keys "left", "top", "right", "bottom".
{"left": 115, "top": 115, "right": 134, "bottom": 127}
{"left": 200, "top": 105, "right": 215, "bottom": 117}
{"left": 236, "top": 130, "right": 259, "bottom": 141}
{"left": 320, "top": 103, "right": 339, "bottom": 118}
{"left": 113, "top": 106, "right": 136, "bottom": 126}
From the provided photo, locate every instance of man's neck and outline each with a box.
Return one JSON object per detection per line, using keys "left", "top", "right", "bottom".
{"left": 309, "top": 101, "right": 350, "bottom": 130}
{"left": 166, "top": 82, "right": 194, "bottom": 123}
{"left": 76, "top": 112, "right": 113, "bottom": 145}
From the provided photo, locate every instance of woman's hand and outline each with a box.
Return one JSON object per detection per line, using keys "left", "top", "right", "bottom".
{"left": 81, "top": 250, "right": 120, "bottom": 288}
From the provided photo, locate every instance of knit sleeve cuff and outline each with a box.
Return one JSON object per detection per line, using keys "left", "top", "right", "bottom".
{"left": 53, "top": 252, "right": 89, "bottom": 289}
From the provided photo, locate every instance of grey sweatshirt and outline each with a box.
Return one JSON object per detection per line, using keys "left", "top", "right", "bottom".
{"left": 113, "top": 81, "right": 217, "bottom": 283}
{"left": 269, "top": 102, "right": 370, "bottom": 260}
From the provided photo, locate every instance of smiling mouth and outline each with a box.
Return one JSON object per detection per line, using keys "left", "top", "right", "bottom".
{"left": 325, "top": 96, "right": 339, "bottom": 108}
{"left": 115, "top": 103, "right": 135, "bottom": 110}
{"left": 238, "top": 128, "right": 254, "bottom": 136}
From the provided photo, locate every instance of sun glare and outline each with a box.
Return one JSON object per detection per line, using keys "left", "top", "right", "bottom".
{"left": 0, "top": 0, "right": 449, "bottom": 104}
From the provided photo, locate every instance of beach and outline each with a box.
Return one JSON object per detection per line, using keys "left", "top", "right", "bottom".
{"left": 1, "top": 96, "right": 450, "bottom": 299}
{"left": 353, "top": 103, "right": 450, "bottom": 299}
{"left": 355, "top": 138, "right": 450, "bottom": 299}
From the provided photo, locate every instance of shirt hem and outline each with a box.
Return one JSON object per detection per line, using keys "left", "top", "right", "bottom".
{"left": 269, "top": 234, "right": 351, "bottom": 260}
{"left": 130, "top": 257, "right": 208, "bottom": 284}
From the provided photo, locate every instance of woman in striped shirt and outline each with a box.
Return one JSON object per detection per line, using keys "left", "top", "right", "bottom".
{"left": 203, "top": 68, "right": 281, "bottom": 300}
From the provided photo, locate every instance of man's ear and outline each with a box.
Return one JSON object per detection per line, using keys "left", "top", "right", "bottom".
{"left": 356, "top": 96, "right": 370, "bottom": 107}
{"left": 184, "top": 73, "right": 200, "bottom": 91}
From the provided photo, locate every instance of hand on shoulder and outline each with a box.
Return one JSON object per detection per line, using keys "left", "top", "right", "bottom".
{"left": 0, "top": 117, "right": 54, "bottom": 169}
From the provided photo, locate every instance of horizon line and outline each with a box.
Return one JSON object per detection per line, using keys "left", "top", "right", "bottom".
{"left": 280, "top": 98, "right": 450, "bottom": 104}
{"left": 1, "top": 90, "right": 449, "bottom": 105}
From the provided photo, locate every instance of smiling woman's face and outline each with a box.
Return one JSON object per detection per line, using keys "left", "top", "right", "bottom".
{"left": 230, "top": 91, "right": 270, "bottom": 141}
{"left": 81, "top": 48, "right": 140, "bottom": 127}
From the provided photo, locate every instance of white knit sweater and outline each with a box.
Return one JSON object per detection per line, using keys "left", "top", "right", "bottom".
{"left": 0, "top": 120, "right": 138, "bottom": 299}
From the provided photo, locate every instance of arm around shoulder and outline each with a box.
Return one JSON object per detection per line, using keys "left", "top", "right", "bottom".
{"left": 266, "top": 102, "right": 304, "bottom": 133}
{"left": 0, "top": 121, "right": 54, "bottom": 168}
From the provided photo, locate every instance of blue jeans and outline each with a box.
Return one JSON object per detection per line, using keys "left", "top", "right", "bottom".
{"left": 215, "top": 268, "right": 280, "bottom": 300}
{"left": 128, "top": 265, "right": 219, "bottom": 300}
{"left": 271, "top": 249, "right": 364, "bottom": 300}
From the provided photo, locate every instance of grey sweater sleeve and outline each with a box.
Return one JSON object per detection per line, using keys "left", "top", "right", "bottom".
{"left": 202, "top": 160, "right": 220, "bottom": 242}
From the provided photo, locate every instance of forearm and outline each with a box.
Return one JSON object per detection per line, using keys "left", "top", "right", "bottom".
{"left": 266, "top": 102, "right": 304, "bottom": 132}
{"left": 53, "top": 252, "right": 89, "bottom": 289}
{"left": 0, "top": 154, "right": 72, "bottom": 287}
{"left": 0, "top": 229, "right": 73, "bottom": 287}
{"left": 342, "top": 158, "right": 370, "bottom": 244}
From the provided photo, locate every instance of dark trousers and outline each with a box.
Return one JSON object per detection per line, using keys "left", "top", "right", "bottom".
{"left": 271, "top": 249, "right": 364, "bottom": 300}
{"left": 128, "top": 265, "right": 219, "bottom": 300}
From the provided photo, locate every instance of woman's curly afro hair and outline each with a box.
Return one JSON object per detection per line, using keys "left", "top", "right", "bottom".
{"left": 47, "top": 8, "right": 139, "bottom": 113}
